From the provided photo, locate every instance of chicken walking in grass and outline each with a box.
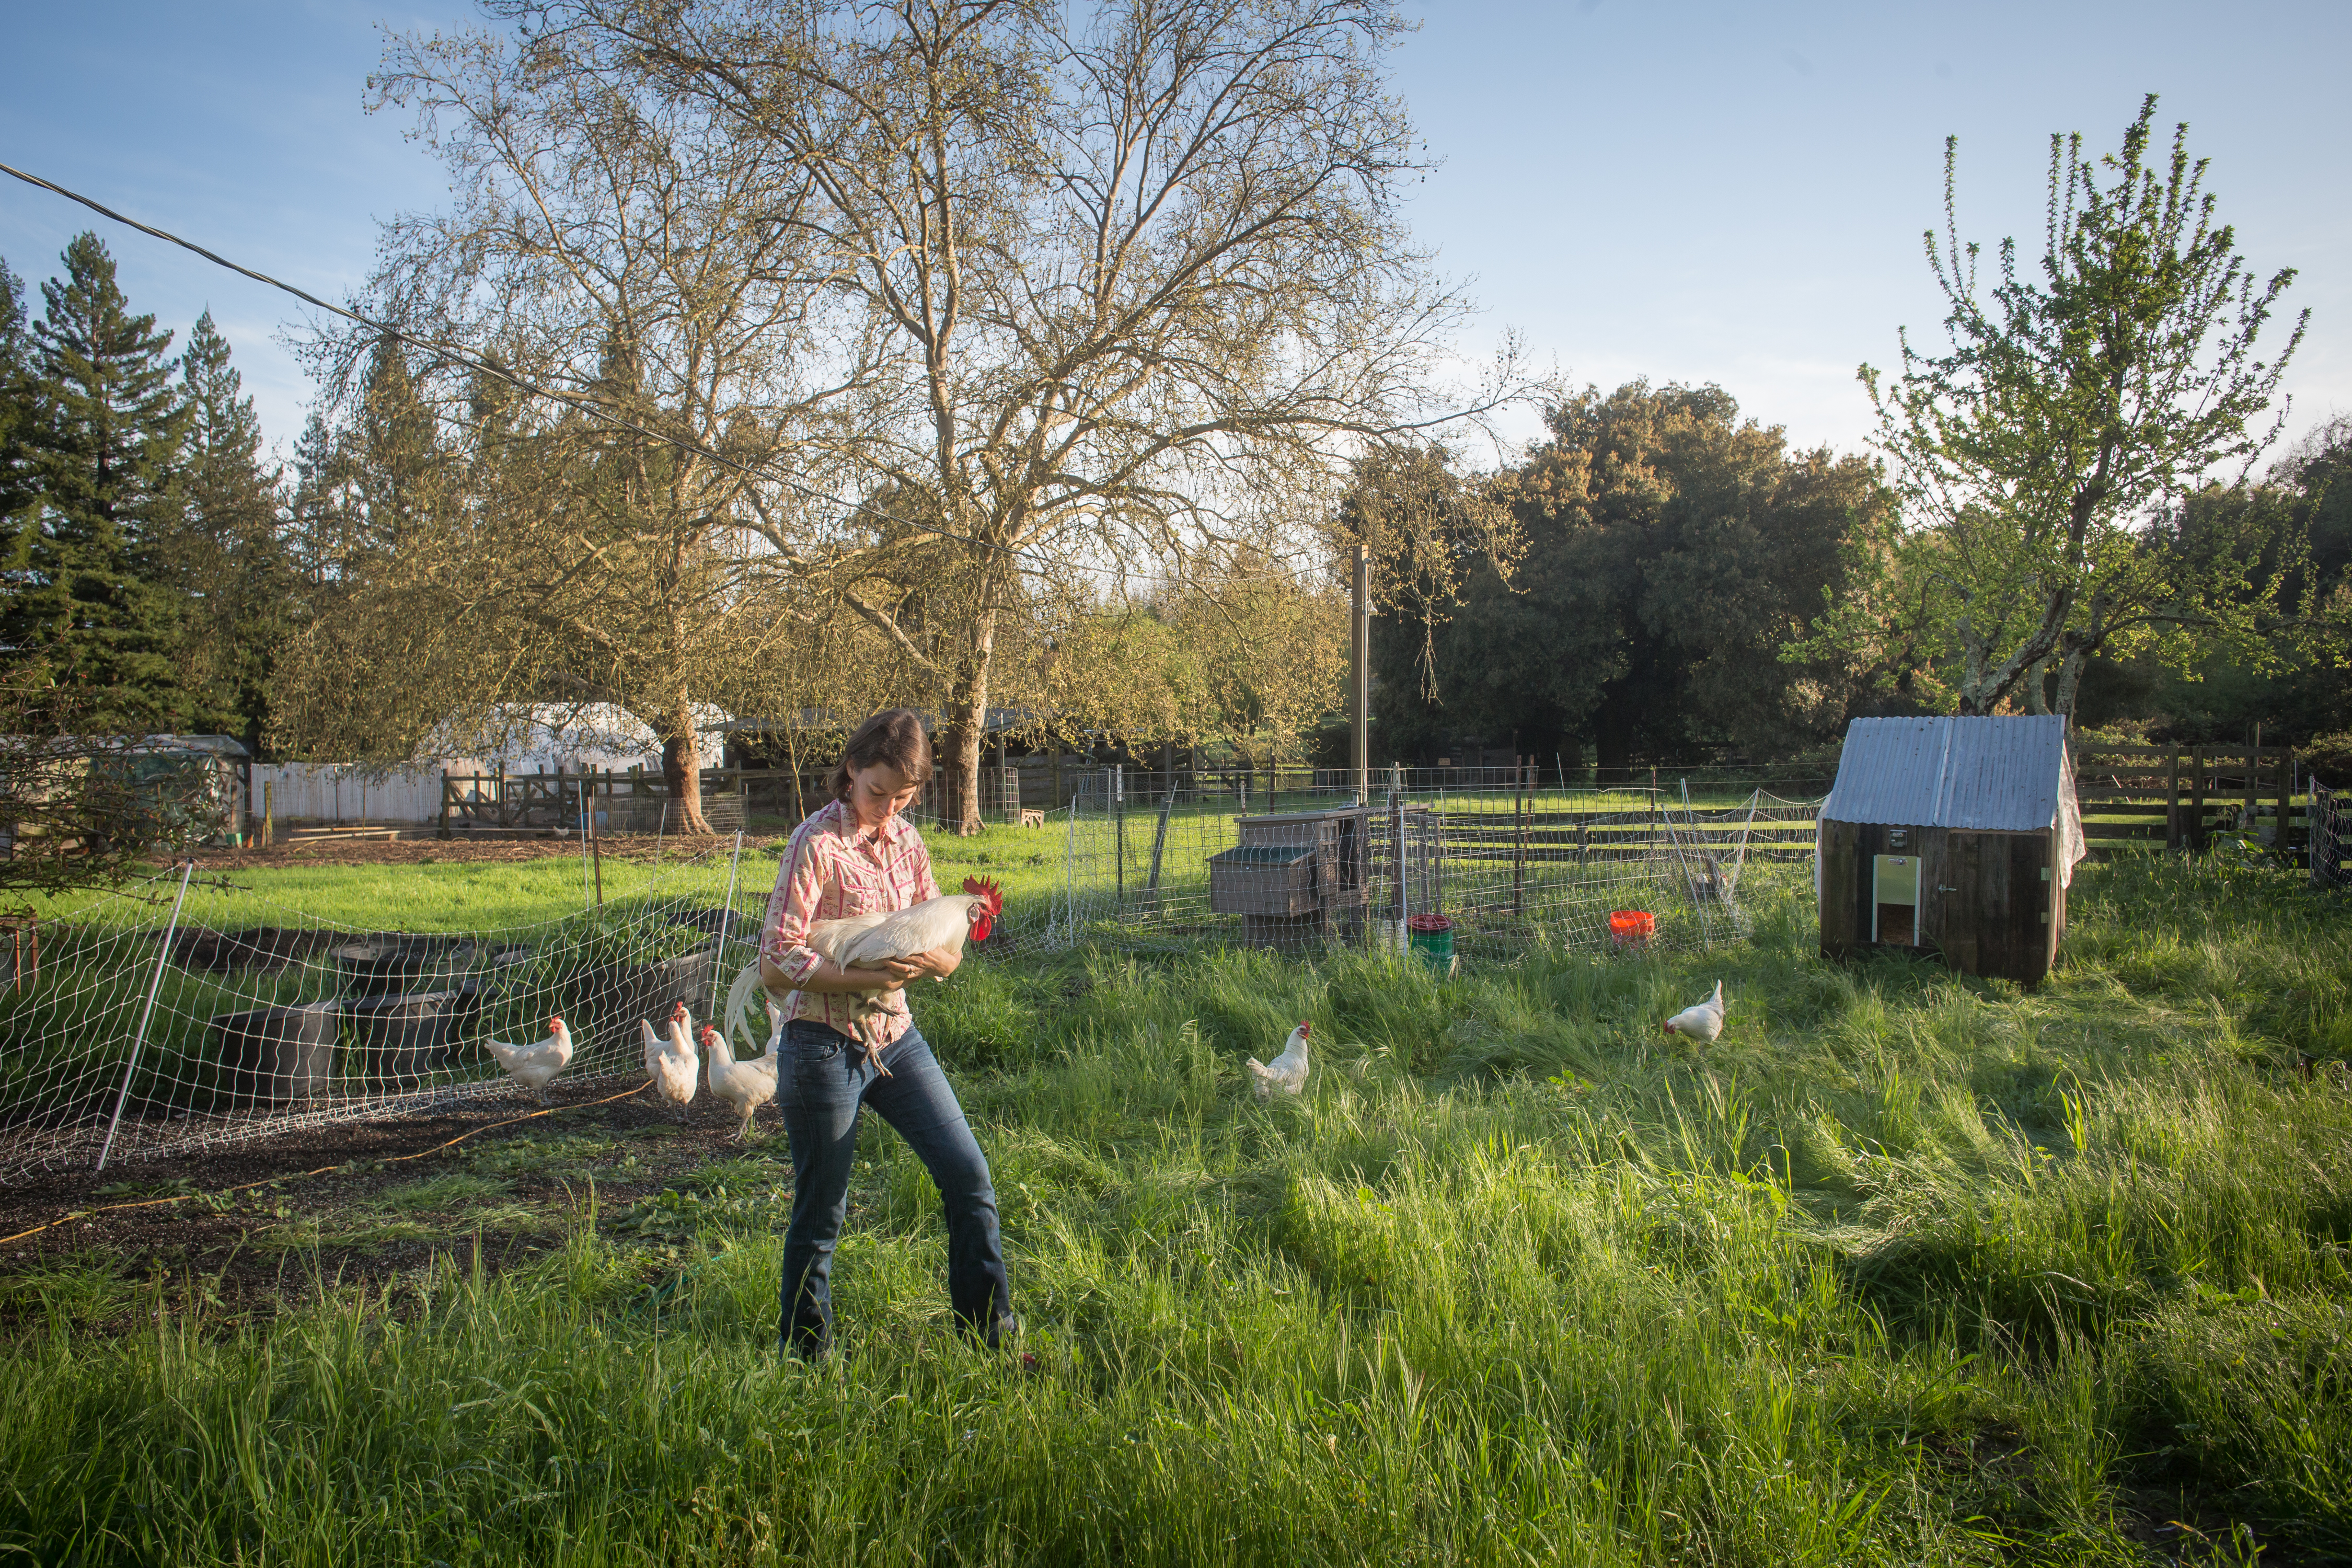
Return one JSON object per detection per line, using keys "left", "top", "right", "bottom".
{"left": 703, "top": 1004, "right": 781, "bottom": 1141}
{"left": 1246, "top": 1021, "right": 1311, "bottom": 1101}
{"left": 727, "top": 877, "right": 1002, "bottom": 1073}
{"left": 486, "top": 1015, "right": 573, "bottom": 1103}
{"left": 1663, "top": 980, "right": 1726, "bottom": 1043}
{"left": 642, "top": 1000, "right": 699, "bottom": 1119}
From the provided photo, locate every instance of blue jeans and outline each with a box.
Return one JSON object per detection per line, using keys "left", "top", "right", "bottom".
{"left": 777, "top": 1019, "right": 1010, "bottom": 1354}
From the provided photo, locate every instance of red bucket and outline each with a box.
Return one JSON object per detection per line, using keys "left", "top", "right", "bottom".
{"left": 1608, "top": 910, "right": 1655, "bottom": 951}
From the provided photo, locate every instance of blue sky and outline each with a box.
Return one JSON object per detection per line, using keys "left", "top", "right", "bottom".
{"left": 3, "top": 1, "right": 2346, "bottom": 468}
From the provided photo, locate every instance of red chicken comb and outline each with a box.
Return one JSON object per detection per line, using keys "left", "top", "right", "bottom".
{"left": 548, "top": 1015, "right": 564, "bottom": 1030}
{"left": 962, "top": 875, "right": 1004, "bottom": 913}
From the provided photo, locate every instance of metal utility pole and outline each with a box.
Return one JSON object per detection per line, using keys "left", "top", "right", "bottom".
{"left": 1351, "top": 543, "right": 1370, "bottom": 804}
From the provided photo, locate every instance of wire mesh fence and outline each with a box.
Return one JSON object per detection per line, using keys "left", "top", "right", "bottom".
{"left": 1033, "top": 767, "right": 1821, "bottom": 960}
{"left": 1, "top": 777, "right": 1825, "bottom": 1184}
{"left": 0, "top": 842, "right": 764, "bottom": 1185}
{"left": 2314, "top": 781, "right": 2347, "bottom": 891}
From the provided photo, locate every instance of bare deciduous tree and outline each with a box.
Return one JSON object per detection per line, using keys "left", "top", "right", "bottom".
{"left": 280, "top": 20, "right": 879, "bottom": 829}
{"left": 532, "top": 0, "right": 1523, "bottom": 830}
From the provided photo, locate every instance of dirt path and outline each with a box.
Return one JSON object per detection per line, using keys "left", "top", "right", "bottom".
{"left": 0, "top": 1079, "right": 791, "bottom": 1325}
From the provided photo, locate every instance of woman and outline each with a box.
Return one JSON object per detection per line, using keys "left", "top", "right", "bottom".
{"left": 759, "top": 708, "right": 1013, "bottom": 1358}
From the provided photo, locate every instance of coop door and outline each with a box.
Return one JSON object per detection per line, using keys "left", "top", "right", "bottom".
{"left": 1872, "top": 854, "right": 1919, "bottom": 945}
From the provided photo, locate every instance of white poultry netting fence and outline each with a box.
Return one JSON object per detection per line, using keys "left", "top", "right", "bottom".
{"left": 1035, "top": 769, "right": 1821, "bottom": 959}
{"left": 2314, "top": 781, "right": 2347, "bottom": 892}
{"left": 0, "top": 843, "right": 765, "bottom": 1185}
{"left": 1, "top": 783, "right": 1823, "bottom": 1184}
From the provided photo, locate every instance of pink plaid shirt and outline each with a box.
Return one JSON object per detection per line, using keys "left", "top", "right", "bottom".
{"left": 760, "top": 798, "right": 942, "bottom": 1044}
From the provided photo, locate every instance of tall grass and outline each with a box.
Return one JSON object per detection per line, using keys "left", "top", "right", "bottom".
{"left": 1, "top": 852, "right": 2347, "bottom": 1564}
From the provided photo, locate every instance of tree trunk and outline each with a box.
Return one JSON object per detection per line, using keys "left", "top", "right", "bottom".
{"left": 2053, "top": 645, "right": 2088, "bottom": 720}
{"left": 1594, "top": 703, "right": 1634, "bottom": 785}
{"left": 2025, "top": 659, "right": 2050, "bottom": 714}
{"left": 939, "top": 607, "right": 997, "bottom": 837}
{"left": 660, "top": 697, "right": 711, "bottom": 835}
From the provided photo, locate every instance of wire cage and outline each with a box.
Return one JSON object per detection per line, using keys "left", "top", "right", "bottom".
{"left": 0, "top": 846, "right": 759, "bottom": 1185}
{"left": 1035, "top": 765, "right": 1820, "bottom": 961}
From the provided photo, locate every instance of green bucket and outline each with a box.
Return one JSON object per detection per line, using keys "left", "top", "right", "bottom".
{"left": 1406, "top": 916, "right": 1454, "bottom": 975}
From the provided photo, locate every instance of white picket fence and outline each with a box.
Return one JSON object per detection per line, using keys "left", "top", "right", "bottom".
{"left": 250, "top": 763, "right": 448, "bottom": 825}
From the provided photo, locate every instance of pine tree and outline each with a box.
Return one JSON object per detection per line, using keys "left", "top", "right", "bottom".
{"left": 0, "top": 257, "right": 37, "bottom": 539}
{"left": 167, "top": 310, "right": 291, "bottom": 745}
{"left": 1, "top": 233, "right": 192, "bottom": 731}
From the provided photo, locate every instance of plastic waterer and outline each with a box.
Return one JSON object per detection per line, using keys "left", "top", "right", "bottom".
{"left": 1608, "top": 910, "right": 1655, "bottom": 951}
{"left": 1405, "top": 912, "right": 1455, "bottom": 975}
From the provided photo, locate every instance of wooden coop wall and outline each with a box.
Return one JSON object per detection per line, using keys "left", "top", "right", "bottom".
{"left": 1818, "top": 819, "right": 2059, "bottom": 986}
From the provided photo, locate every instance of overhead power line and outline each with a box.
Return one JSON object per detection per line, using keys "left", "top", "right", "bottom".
{"left": 0, "top": 158, "right": 1333, "bottom": 593}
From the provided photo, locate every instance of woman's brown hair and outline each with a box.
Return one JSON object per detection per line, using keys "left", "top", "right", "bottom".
{"left": 828, "top": 708, "right": 932, "bottom": 802}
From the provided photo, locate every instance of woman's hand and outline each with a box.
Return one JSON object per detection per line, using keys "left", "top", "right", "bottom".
{"left": 897, "top": 944, "right": 961, "bottom": 982}
{"left": 846, "top": 945, "right": 959, "bottom": 987}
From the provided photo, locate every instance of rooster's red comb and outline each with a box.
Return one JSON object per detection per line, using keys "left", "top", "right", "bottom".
{"left": 962, "top": 875, "right": 1004, "bottom": 913}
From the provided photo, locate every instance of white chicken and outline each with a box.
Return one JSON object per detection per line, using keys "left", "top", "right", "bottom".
{"left": 723, "top": 877, "right": 1004, "bottom": 1069}
{"left": 1662, "top": 980, "right": 1726, "bottom": 1043}
{"left": 702, "top": 1008, "right": 780, "bottom": 1142}
{"left": 642, "top": 999, "right": 700, "bottom": 1119}
{"left": 485, "top": 1014, "right": 573, "bottom": 1103}
{"left": 1246, "top": 1021, "right": 1311, "bottom": 1101}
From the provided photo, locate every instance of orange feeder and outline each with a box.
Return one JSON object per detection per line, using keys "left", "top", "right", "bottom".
{"left": 1608, "top": 910, "right": 1655, "bottom": 951}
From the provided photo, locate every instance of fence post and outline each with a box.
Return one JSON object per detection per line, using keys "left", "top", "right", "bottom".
{"left": 97, "top": 860, "right": 195, "bottom": 1172}
{"left": 2190, "top": 745, "right": 2206, "bottom": 851}
{"left": 1512, "top": 755, "right": 1526, "bottom": 917}
{"left": 439, "top": 776, "right": 452, "bottom": 840}
{"left": 709, "top": 829, "right": 744, "bottom": 1023}
{"left": 589, "top": 776, "right": 605, "bottom": 908}
{"left": 2278, "top": 747, "right": 2293, "bottom": 855}
{"left": 1112, "top": 766, "right": 1125, "bottom": 903}
{"left": 1391, "top": 788, "right": 1408, "bottom": 950}
{"left": 2244, "top": 725, "right": 2260, "bottom": 828}
{"left": 1144, "top": 788, "right": 1174, "bottom": 902}
{"left": 260, "top": 781, "right": 274, "bottom": 849}
{"left": 2166, "top": 750, "right": 2181, "bottom": 849}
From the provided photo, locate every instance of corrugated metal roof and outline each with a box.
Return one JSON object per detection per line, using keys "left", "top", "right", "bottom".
{"left": 1823, "top": 716, "right": 2071, "bottom": 831}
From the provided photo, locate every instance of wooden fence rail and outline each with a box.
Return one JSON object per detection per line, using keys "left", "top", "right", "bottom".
{"left": 2073, "top": 737, "right": 2312, "bottom": 857}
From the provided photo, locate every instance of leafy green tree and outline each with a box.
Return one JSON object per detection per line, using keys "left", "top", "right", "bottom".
{"left": 1373, "top": 383, "right": 1894, "bottom": 776}
{"left": 165, "top": 310, "right": 291, "bottom": 746}
{"left": 1855, "top": 96, "right": 2305, "bottom": 716}
{"left": 0, "top": 233, "right": 191, "bottom": 731}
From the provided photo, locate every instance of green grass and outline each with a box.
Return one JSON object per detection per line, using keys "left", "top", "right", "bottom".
{"left": 17, "top": 848, "right": 758, "bottom": 931}
{"left": 2, "top": 852, "right": 2349, "bottom": 1563}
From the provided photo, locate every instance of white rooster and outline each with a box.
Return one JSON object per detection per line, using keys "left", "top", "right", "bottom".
{"left": 1246, "top": 1021, "right": 1311, "bottom": 1102}
{"left": 724, "top": 877, "right": 1004, "bottom": 1069}
{"left": 641, "top": 1000, "right": 700, "bottom": 1119}
{"left": 485, "top": 1014, "right": 574, "bottom": 1103}
{"left": 703, "top": 1003, "right": 781, "bottom": 1142}
{"left": 1662, "top": 981, "right": 1726, "bottom": 1043}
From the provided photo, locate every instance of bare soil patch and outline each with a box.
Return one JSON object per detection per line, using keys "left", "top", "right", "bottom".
{"left": 0, "top": 1077, "right": 788, "bottom": 1325}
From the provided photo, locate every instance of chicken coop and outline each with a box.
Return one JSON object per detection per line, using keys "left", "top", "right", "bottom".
{"left": 1818, "top": 716, "right": 2085, "bottom": 985}
{"left": 1208, "top": 806, "right": 1373, "bottom": 951}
